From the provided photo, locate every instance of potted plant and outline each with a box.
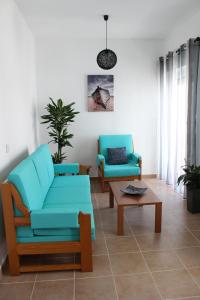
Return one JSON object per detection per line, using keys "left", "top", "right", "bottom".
{"left": 178, "top": 165, "right": 200, "bottom": 213}
{"left": 41, "top": 98, "right": 79, "bottom": 163}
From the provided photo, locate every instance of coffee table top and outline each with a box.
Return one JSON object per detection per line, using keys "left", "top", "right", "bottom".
{"left": 109, "top": 181, "right": 162, "bottom": 206}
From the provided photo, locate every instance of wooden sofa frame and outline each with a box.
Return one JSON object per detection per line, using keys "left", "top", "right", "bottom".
{"left": 0, "top": 182, "right": 93, "bottom": 275}
{"left": 97, "top": 140, "right": 142, "bottom": 192}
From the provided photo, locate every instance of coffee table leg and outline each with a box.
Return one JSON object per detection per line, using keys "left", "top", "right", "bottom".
{"left": 155, "top": 203, "right": 162, "bottom": 233}
{"left": 117, "top": 206, "right": 124, "bottom": 235}
{"left": 109, "top": 186, "right": 114, "bottom": 208}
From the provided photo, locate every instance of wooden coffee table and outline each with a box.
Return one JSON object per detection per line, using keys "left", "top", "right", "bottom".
{"left": 109, "top": 181, "right": 162, "bottom": 235}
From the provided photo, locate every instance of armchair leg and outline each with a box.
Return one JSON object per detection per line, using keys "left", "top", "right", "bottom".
{"left": 100, "top": 177, "right": 106, "bottom": 193}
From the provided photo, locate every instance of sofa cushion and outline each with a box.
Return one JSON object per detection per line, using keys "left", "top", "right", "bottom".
{"left": 104, "top": 163, "right": 140, "bottom": 178}
{"left": 16, "top": 227, "right": 34, "bottom": 237}
{"left": 8, "top": 159, "right": 44, "bottom": 210}
{"left": 17, "top": 233, "right": 96, "bottom": 243}
{"left": 16, "top": 204, "right": 95, "bottom": 239}
{"left": 30, "top": 204, "right": 94, "bottom": 229}
{"left": 99, "top": 135, "right": 133, "bottom": 160}
{"left": 29, "top": 145, "right": 54, "bottom": 199}
{"left": 44, "top": 186, "right": 91, "bottom": 206}
{"left": 51, "top": 175, "right": 90, "bottom": 188}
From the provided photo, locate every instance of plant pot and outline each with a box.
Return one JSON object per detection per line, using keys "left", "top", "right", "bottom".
{"left": 187, "top": 188, "right": 200, "bottom": 213}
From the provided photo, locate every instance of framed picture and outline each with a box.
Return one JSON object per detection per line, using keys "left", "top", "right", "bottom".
{"left": 88, "top": 75, "right": 114, "bottom": 112}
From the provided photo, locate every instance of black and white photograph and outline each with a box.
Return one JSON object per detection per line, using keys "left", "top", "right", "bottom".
{"left": 88, "top": 75, "right": 114, "bottom": 111}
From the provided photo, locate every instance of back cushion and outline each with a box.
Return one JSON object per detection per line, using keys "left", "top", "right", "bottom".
{"left": 8, "top": 159, "right": 44, "bottom": 211}
{"left": 99, "top": 135, "right": 133, "bottom": 160}
{"left": 107, "top": 147, "right": 128, "bottom": 165}
{"left": 29, "top": 144, "right": 54, "bottom": 199}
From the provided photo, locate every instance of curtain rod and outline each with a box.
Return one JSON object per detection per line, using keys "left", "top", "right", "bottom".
{"left": 160, "top": 37, "right": 200, "bottom": 60}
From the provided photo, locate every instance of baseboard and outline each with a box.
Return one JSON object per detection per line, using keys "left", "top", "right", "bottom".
{"left": 91, "top": 174, "right": 157, "bottom": 181}
{"left": 142, "top": 174, "right": 157, "bottom": 178}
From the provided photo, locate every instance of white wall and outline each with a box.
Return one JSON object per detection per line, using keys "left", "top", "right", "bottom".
{"left": 0, "top": 0, "right": 38, "bottom": 269}
{"left": 37, "top": 38, "right": 163, "bottom": 175}
{"left": 164, "top": 10, "right": 200, "bottom": 51}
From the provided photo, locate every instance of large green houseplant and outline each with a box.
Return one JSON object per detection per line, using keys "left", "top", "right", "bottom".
{"left": 41, "top": 98, "right": 79, "bottom": 163}
{"left": 178, "top": 165, "right": 200, "bottom": 213}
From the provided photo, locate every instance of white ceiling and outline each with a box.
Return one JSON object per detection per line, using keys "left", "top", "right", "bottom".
{"left": 15, "top": 0, "right": 200, "bottom": 39}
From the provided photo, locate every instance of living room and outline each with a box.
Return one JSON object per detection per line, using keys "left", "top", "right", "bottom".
{"left": 1, "top": 0, "right": 200, "bottom": 299}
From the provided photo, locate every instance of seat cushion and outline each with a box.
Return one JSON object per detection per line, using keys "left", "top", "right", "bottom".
{"left": 44, "top": 185, "right": 91, "bottom": 206}
{"left": 51, "top": 175, "right": 90, "bottom": 188}
{"left": 8, "top": 159, "right": 44, "bottom": 210}
{"left": 16, "top": 203, "right": 95, "bottom": 242}
{"left": 33, "top": 203, "right": 95, "bottom": 234}
{"left": 99, "top": 135, "right": 133, "bottom": 161}
{"left": 17, "top": 233, "right": 96, "bottom": 243}
{"left": 104, "top": 163, "right": 140, "bottom": 178}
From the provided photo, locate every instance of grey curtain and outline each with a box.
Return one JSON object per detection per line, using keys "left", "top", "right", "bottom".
{"left": 159, "top": 46, "right": 187, "bottom": 192}
{"left": 165, "top": 52, "right": 173, "bottom": 182}
{"left": 159, "top": 56, "right": 164, "bottom": 177}
{"left": 187, "top": 38, "right": 200, "bottom": 165}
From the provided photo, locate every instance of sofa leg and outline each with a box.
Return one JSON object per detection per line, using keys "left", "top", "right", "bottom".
{"left": 79, "top": 212, "right": 93, "bottom": 272}
{"left": 8, "top": 251, "right": 20, "bottom": 275}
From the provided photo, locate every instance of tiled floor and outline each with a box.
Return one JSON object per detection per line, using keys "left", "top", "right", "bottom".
{"left": 1, "top": 178, "right": 200, "bottom": 299}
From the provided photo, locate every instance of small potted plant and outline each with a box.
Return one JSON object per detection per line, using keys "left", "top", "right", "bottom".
{"left": 178, "top": 165, "right": 200, "bottom": 213}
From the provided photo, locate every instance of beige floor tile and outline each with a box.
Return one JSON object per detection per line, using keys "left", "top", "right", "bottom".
{"left": 92, "top": 239, "right": 107, "bottom": 255}
{"left": 0, "top": 283, "right": 33, "bottom": 300}
{"left": 76, "top": 255, "right": 111, "bottom": 278}
{"left": 32, "top": 279, "right": 74, "bottom": 300}
{"left": 174, "top": 297, "right": 200, "bottom": 300}
{"left": 152, "top": 269, "right": 200, "bottom": 299}
{"left": 115, "top": 273, "right": 161, "bottom": 300}
{"left": 95, "top": 227, "right": 105, "bottom": 239}
{"left": 36, "top": 270, "right": 74, "bottom": 281}
{"left": 189, "top": 268, "right": 200, "bottom": 286}
{"left": 75, "top": 277, "right": 117, "bottom": 300}
{"left": 143, "top": 250, "right": 183, "bottom": 271}
{"left": 162, "top": 223, "right": 188, "bottom": 235}
{"left": 110, "top": 252, "right": 148, "bottom": 275}
{"left": 135, "top": 233, "right": 172, "bottom": 251}
{"left": 103, "top": 222, "right": 131, "bottom": 237}
{"left": 130, "top": 223, "right": 155, "bottom": 235}
{"left": 186, "top": 220, "right": 200, "bottom": 231}
{"left": 176, "top": 247, "right": 200, "bottom": 268}
{"left": 0, "top": 268, "right": 36, "bottom": 283}
{"left": 106, "top": 237, "right": 139, "bottom": 254}
{"left": 167, "top": 231, "right": 199, "bottom": 248}
{"left": 192, "top": 231, "right": 200, "bottom": 240}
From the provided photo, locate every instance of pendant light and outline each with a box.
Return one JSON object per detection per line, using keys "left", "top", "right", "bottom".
{"left": 97, "top": 15, "right": 117, "bottom": 70}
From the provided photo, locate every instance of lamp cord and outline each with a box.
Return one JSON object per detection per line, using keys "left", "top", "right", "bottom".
{"left": 106, "top": 19, "right": 107, "bottom": 49}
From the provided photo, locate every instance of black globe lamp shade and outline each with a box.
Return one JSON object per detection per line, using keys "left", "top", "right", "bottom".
{"left": 97, "top": 49, "right": 117, "bottom": 70}
{"left": 97, "top": 15, "right": 117, "bottom": 70}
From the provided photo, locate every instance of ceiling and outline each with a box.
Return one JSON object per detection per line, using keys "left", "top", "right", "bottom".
{"left": 15, "top": 0, "right": 200, "bottom": 39}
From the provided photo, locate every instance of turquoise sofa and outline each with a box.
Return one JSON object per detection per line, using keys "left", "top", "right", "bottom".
{"left": 97, "top": 134, "right": 142, "bottom": 191}
{"left": 1, "top": 144, "right": 95, "bottom": 275}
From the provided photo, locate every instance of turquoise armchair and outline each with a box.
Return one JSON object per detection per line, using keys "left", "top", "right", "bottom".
{"left": 97, "top": 135, "right": 142, "bottom": 191}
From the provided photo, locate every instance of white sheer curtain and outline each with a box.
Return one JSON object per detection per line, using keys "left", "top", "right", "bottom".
{"left": 159, "top": 46, "right": 188, "bottom": 192}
